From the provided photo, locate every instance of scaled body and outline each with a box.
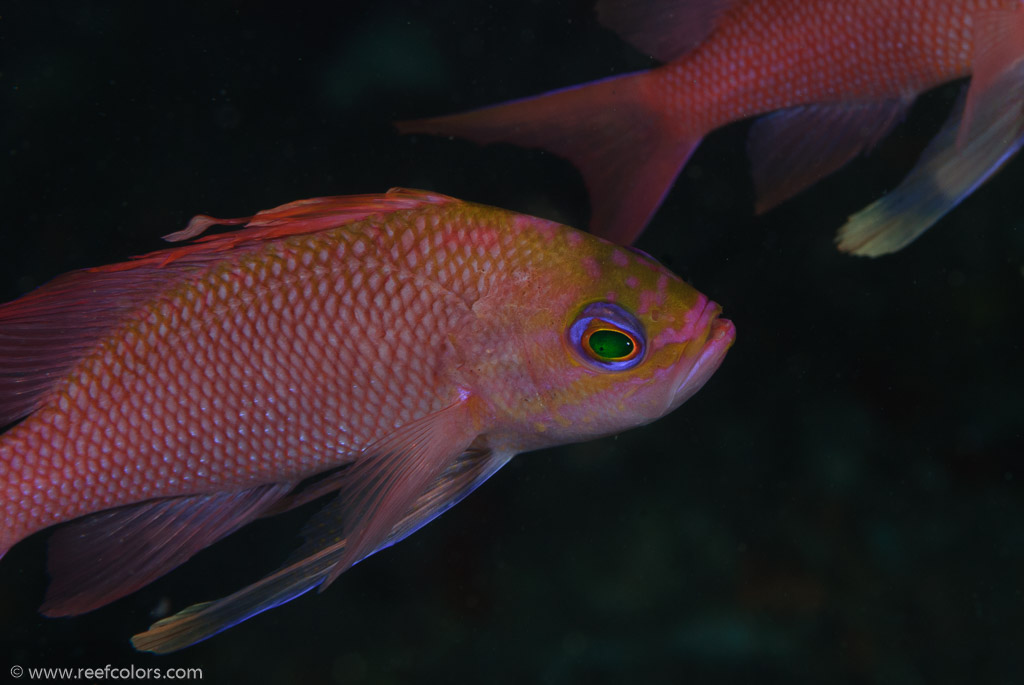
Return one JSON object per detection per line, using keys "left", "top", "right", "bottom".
{"left": 401, "top": 0, "right": 1024, "bottom": 255}
{"left": 0, "top": 189, "right": 733, "bottom": 651}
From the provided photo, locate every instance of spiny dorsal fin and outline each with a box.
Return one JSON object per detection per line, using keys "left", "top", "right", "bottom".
{"left": 104, "top": 188, "right": 457, "bottom": 271}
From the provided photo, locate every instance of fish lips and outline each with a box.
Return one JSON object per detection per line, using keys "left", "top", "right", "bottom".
{"left": 669, "top": 299, "right": 735, "bottom": 410}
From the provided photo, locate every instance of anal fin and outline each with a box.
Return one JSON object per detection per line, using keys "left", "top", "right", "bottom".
{"left": 41, "top": 482, "right": 292, "bottom": 616}
{"left": 748, "top": 99, "right": 910, "bottom": 213}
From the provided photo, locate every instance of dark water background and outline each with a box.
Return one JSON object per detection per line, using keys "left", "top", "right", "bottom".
{"left": 2, "top": 2, "right": 1023, "bottom": 683}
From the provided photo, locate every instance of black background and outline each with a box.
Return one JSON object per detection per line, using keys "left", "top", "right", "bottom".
{"left": 2, "top": 1, "right": 1022, "bottom": 683}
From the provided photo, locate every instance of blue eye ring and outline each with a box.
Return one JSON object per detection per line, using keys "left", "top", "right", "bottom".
{"left": 568, "top": 302, "right": 646, "bottom": 371}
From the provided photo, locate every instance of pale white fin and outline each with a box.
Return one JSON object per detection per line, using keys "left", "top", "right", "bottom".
{"left": 131, "top": 402, "right": 508, "bottom": 653}
{"left": 837, "top": 6, "right": 1024, "bottom": 256}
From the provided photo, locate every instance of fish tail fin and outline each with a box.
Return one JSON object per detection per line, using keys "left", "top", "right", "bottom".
{"left": 836, "top": 5, "right": 1024, "bottom": 256}
{"left": 398, "top": 72, "right": 704, "bottom": 245}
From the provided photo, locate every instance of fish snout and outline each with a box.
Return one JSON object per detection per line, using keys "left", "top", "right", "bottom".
{"left": 670, "top": 300, "right": 735, "bottom": 408}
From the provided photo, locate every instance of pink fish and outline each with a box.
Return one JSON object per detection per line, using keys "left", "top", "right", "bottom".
{"left": 0, "top": 188, "right": 734, "bottom": 652}
{"left": 399, "top": 0, "right": 1024, "bottom": 255}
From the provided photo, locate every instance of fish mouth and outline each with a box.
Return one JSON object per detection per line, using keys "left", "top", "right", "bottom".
{"left": 671, "top": 298, "right": 736, "bottom": 408}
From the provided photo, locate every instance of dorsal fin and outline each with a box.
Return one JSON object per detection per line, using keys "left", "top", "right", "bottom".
{"left": 101, "top": 187, "right": 457, "bottom": 272}
{"left": 596, "top": 0, "right": 742, "bottom": 62}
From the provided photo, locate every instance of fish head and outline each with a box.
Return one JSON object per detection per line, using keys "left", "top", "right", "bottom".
{"left": 459, "top": 220, "right": 735, "bottom": 451}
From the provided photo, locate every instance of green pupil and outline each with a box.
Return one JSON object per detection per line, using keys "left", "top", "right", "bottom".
{"left": 588, "top": 329, "right": 634, "bottom": 360}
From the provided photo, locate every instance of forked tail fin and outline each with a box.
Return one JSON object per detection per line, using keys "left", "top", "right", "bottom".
{"left": 399, "top": 73, "right": 704, "bottom": 245}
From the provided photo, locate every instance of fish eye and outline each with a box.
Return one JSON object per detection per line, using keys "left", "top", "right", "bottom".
{"left": 569, "top": 302, "right": 645, "bottom": 371}
{"left": 583, "top": 322, "right": 640, "bottom": 362}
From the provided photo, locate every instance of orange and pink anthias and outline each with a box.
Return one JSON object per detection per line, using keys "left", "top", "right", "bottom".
{"left": 0, "top": 189, "right": 734, "bottom": 652}
{"left": 401, "top": 0, "right": 1024, "bottom": 255}
{"left": 3, "top": 0, "right": 1023, "bottom": 655}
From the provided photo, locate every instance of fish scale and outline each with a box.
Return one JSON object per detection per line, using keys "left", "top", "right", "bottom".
{"left": 399, "top": 0, "right": 1024, "bottom": 254}
{"left": 673, "top": 0, "right": 995, "bottom": 130}
{"left": 0, "top": 202, "right": 523, "bottom": 549}
{"left": 0, "top": 189, "right": 734, "bottom": 649}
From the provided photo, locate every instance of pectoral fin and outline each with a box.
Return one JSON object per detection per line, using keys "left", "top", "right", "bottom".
{"left": 132, "top": 397, "right": 511, "bottom": 654}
